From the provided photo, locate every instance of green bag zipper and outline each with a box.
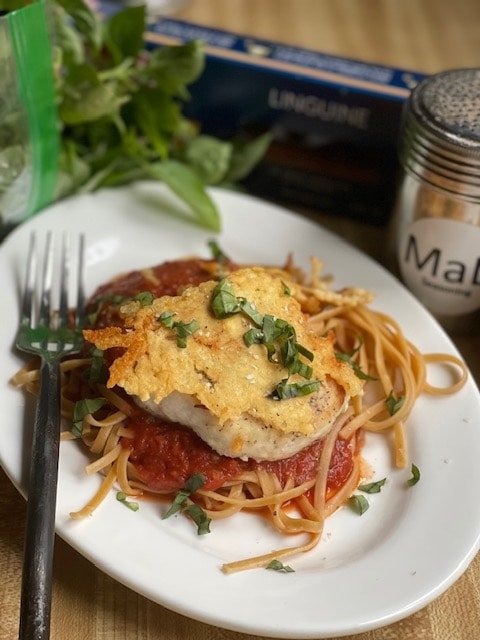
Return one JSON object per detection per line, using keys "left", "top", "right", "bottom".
{"left": 7, "top": 0, "right": 59, "bottom": 218}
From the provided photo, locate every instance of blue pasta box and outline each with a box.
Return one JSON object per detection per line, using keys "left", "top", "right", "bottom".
{"left": 99, "top": 2, "right": 425, "bottom": 225}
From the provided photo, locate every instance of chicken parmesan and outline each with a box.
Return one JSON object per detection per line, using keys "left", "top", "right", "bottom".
{"left": 12, "top": 250, "right": 468, "bottom": 573}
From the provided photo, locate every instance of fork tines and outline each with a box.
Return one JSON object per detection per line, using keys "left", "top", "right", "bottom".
{"left": 20, "top": 232, "right": 86, "bottom": 333}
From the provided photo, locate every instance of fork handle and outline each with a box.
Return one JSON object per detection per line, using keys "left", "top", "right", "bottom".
{"left": 19, "top": 359, "right": 61, "bottom": 640}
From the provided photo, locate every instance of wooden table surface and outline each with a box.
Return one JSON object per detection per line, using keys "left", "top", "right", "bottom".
{"left": 2, "top": 1, "right": 480, "bottom": 639}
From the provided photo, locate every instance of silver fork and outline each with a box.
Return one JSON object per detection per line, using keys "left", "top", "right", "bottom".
{"left": 16, "top": 232, "right": 85, "bottom": 640}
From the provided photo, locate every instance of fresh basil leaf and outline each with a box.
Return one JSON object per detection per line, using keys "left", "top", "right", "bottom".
{"left": 131, "top": 88, "right": 181, "bottom": 157}
{"left": 142, "top": 40, "right": 205, "bottom": 97}
{"left": 104, "top": 5, "right": 146, "bottom": 64}
{"left": 225, "top": 132, "right": 272, "bottom": 183}
{"left": 266, "top": 559, "right": 295, "bottom": 573}
{"left": 407, "top": 463, "right": 421, "bottom": 487}
{"left": 358, "top": 478, "right": 386, "bottom": 494}
{"left": 60, "top": 64, "right": 128, "bottom": 125}
{"left": 147, "top": 160, "right": 220, "bottom": 232}
{"left": 348, "top": 494, "right": 369, "bottom": 515}
{"left": 184, "top": 135, "right": 233, "bottom": 184}
{"left": 72, "top": 397, "right": 106, "bottom": 437}
{"left": 55, "top": 0, "right": 102, "bottom": 50}
{"left": 116, "top": 491, "right": 140, "bottom": 512}
{"left": 386, "top": 391, "right": 405, "bottom": 416}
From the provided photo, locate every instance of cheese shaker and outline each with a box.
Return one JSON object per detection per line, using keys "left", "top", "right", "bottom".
{"left": 393, "top": 68, "right": 480, "bottom": 334}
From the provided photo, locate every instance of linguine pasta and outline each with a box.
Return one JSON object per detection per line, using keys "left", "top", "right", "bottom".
{"left": 12, "top": 255, "right": 467, "bottom": 573}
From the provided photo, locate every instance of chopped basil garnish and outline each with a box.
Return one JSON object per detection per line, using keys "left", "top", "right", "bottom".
{"left": 348, "top": 494, "right": 369, "bottom": 515}
{"left": 243, "top": 328, "right": 264, "bottom": 347}
{"left": 87, "top": 293, "right": 128, "bottom": 325}
{"left": 282, "top": 281, "right": 291, "bottom": 296}
{"left": 358, "top": 478, "right": 386, "bottom": 494}
{"left": 386, "top": 391, "right": 405, "bottom": 416}
{"left": 335, "top": 345, "right": 378, "bottom": 381}
{"left": 116, "top": 491, "right": 140, "bottom": 512}
{"left": 210, "top": 278, "right": 241, "bottom": 317}
{"left": 210, "top": 277, "right": 321, "bottom": 400}
{"left": 84, "top": 347, "right": 108, "bottom": 383}
{"left": 183, "top": 503, "right": 211, "bottom": 535}
{"left": 238, "top": 298, "right": 263, "bottom": 327}
{"left": 133, "top": 291, "right": 154, "bottom": 306}
{"left": 158, "top": 312, "right": 199, "bottom": 348}
{"left": 163, "top": 474, "right": 211, "bottom": 535}
{"left": 87, "top": 291, "right": 153, "bottom": 325}
{"left": 271, "top": 379, "right": 321, "bottom": 400}
{"left": 406, "top": 463, "right": 421, "bottom": 487}
{"left": 174, "top": 319, "right": 200, "bottom": 348}
{"left": 208, "top": 239, "right": 229, "bottom": 264}
{"left": 158, "top": 311, "right": 176, "bottom": 328}
{"left": 266, "top": 559, "right": 295, "bottom": 573}
{"left": 72, "top": 397, "right": 106, "bottom": 437}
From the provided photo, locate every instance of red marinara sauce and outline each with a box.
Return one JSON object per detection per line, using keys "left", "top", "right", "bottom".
{"left": 125, "top": 412, "right": 356, "bottom": 493}
{"left": 87, "top": 258, "right": 357, "bottom": 496}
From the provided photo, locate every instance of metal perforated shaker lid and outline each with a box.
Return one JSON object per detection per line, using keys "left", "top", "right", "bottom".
{"left": 400, "top": 68, "right": 480, "bottom": 201}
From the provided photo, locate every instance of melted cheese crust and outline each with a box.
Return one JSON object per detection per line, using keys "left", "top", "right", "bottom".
{"left": 84, "top": 267, "right": 362, "bottom": 437}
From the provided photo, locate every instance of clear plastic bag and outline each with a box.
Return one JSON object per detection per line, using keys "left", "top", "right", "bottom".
{"left": 0, "top": 1, "right": 59, "bottom": 238}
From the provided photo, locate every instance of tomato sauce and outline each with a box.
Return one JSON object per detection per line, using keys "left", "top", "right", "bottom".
{"left": 88, "top": 258, "right": 356, "bottom": 497}
{"left": 126, "top": 412, "right": 355, "bottom": 493}
{"left": 87, "top": 258, "right": 231, "bottom": 328}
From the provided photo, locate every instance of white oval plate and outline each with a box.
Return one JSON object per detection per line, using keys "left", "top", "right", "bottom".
{"left": 1, "top": 184, "right": 480, "bottom": 639}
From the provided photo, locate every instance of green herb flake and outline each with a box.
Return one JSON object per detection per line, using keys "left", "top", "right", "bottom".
{"left": 406, "top": 463, "right": 421, "bottom": 487}
{"left": 282, "top": 281, "right": 291, "bottom": 296}
{"left": 266, "top": 559, "right": 295, "bottom": 573}
{"left": 116, "top": 491, "right": 140, "bottom": 512}
{"left": 358, "top": 478, "right": 386, "bottom": 494}
{"left": 158, "top": 311, "right": 176, "bottom": 328}
{"left": 271, "top": 379, "right": 321, "bottom": 400}
{"left": 386, "top": 391, "right": 405, "bottom": 416}
{"left": 208, "top": 239, "right": 229, "bottom": 264}
{"left": 335, "top": 350, "right": 378, "bottom": 381}
{"left": 158, "top": 312, "right": 199, "bottom": 347}
{"left": 174, "top": 319, "right": 200, "bottom": 348}
{"left": 210, "top": 278, "right": 319, "bottom": 399}
{"left": 210, "top": 278, "right": 241, "bottom": 318}
{"left": 184, "top": 503, "right": 211, "bottom": 535}
{"left": 72, "top": 397, "right": 106, "bottom": 437}
{"left": 84, "top": 347, "right": 108, "bottom": 383}
{"left": 87, "top": 293, "right": 128, "bottom": 325}
{"left": 348, "top": 494, "right": 370, "bottom": 515}
{"left": 243, "top": 328, "right": 264, "bottom": 347}
{"left": 239, "top": 299, "right": 263, "bottom": 327}
{"left": 163, "top": 474, "right": 211, "bottom": 535}
{"left": 133, "top": 291, "right": 154, "bottom": 306}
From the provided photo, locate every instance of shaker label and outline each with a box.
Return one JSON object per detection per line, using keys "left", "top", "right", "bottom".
{"left": 398, "top": 218, "right": 480, "bottom": 316}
